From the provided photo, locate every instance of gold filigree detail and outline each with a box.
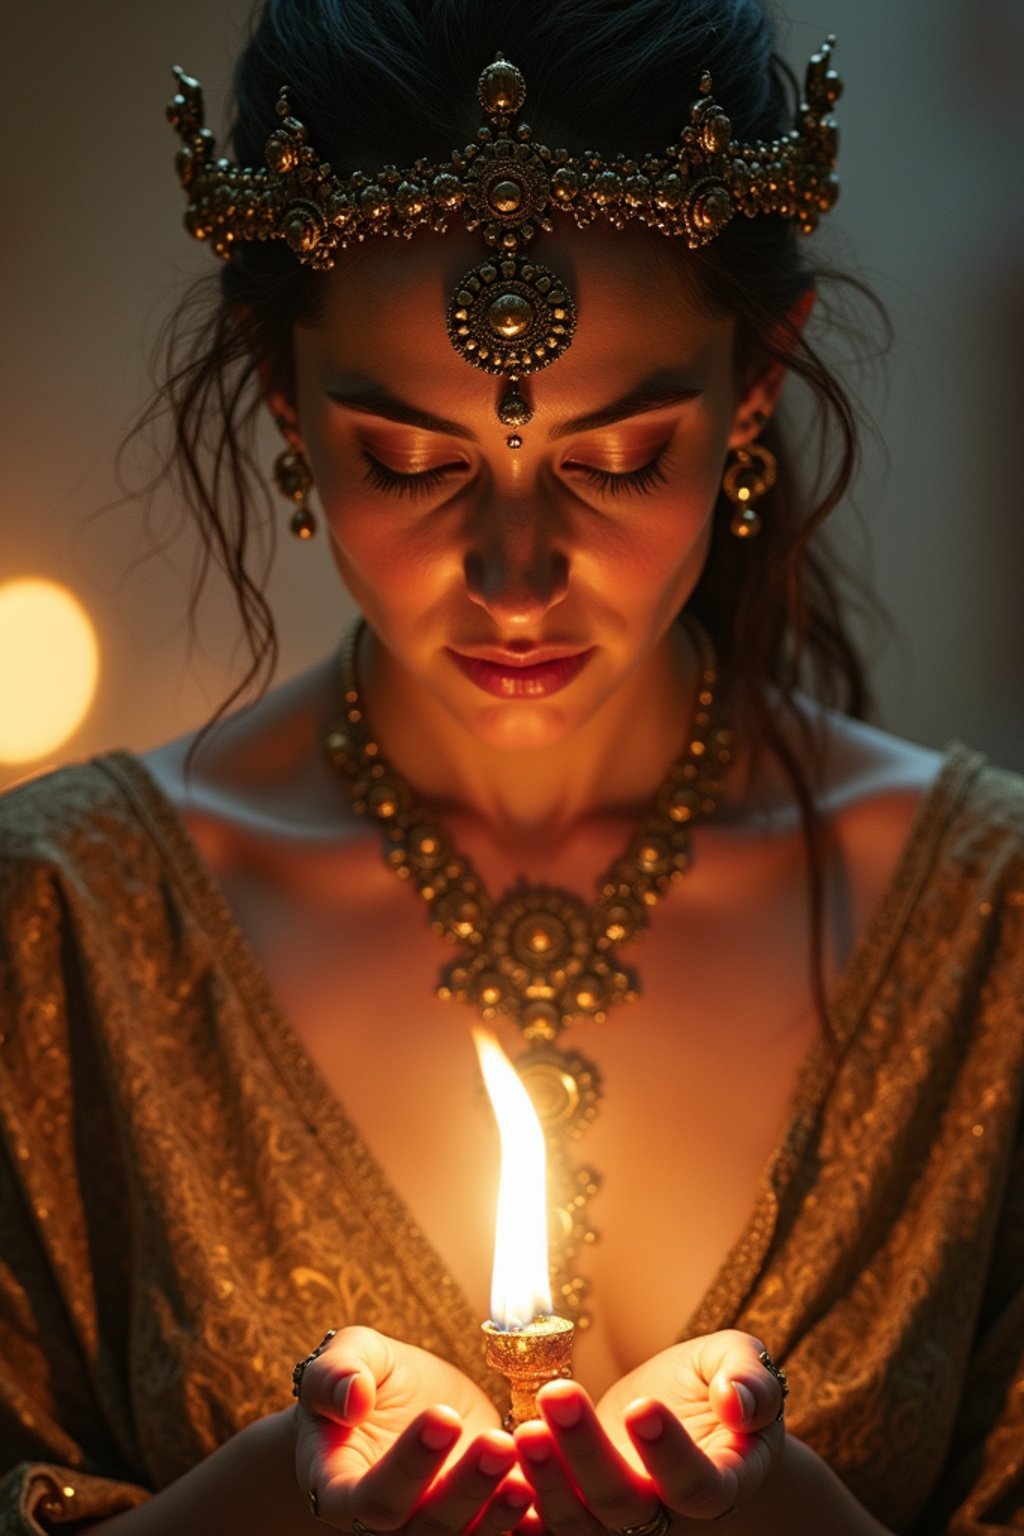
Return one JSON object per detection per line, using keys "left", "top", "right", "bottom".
{"left": 169, "top": 43, "right": 842, "bottom": 274}
{"left": 169, "top": 40, "right": 842, "bottom": 416}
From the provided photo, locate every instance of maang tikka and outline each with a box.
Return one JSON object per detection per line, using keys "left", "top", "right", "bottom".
{"left": 168, "top": 41, "right": 842, "bottom": 450}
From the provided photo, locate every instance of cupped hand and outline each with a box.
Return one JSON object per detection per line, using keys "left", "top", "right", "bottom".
{"left": 515, "top": 1330, "right": 786, "bottom": 1530}
{"left": 294, "top": 1325, "right": 532, "bottom": 1534}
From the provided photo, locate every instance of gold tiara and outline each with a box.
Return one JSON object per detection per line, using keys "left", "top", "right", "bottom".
{"left": 168, "top": 40, "right": 840, "bottom": 435}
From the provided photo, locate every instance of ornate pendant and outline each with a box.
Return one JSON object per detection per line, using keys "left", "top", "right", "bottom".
{"left": 439, "top": 885, "right": 639, "bottom": 1028}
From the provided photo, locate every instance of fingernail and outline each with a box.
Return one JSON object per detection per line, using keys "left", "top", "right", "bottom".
{"left": 520, "top": 1436, "right": 552, "bottom": 1465}
{"left": 631, "top": 1409, "right": 664, "bottom": 1443}
{"left": 733, "top": 1382, "right": 755, "bottom": 1422}
{"left": 478, "top": 1445, "right": 513, "bottom": 1477}
{"left": 420, "top": 1418, "right": 460, "bottom": 1452}
{"left": 544, "top": 1393, "right": 581, "bottom": 1429}
{"left": 332, "top": 1375, "right": 356, "bottom": 1416}
{"left": 503, "top": 1484, "right": 532, "bottom": 1511}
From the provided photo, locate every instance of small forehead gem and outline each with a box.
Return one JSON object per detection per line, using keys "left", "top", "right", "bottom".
{"left": 497, "top": 382, "right": 533, "bottom": 427}
{"left": 487, "top": 292, "right": 533, "bottom": 338}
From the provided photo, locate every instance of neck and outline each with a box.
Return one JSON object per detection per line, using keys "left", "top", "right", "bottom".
{"left": 353, "top": 621, "right": 705, "bottom": 845}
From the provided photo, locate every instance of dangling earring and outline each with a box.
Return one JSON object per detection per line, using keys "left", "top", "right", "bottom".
{"left": 273, "top": 448, "right": 317, "bottom": 539}
{"left": 723, "top": 439, "right": 777, "bottom": 539}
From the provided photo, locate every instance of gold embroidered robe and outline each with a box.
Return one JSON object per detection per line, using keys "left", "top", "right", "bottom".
{"left": 0, "top": 746, "right": 1022, "bottom": 1534}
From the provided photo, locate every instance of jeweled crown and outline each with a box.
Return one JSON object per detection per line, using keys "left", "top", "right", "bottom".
{"left": 168, "top": 40, "right": 841, "bottom": 427}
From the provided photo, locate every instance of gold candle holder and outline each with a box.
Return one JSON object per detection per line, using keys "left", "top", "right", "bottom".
{"left": 482, "top": 1314, "right": 575, "bottom": 1429}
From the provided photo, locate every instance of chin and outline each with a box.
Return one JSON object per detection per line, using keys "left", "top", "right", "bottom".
{"left": 462, "top": 698, "right": 583, "bottom": 752}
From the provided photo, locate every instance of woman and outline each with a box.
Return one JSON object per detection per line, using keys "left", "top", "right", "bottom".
{"left": 1, "top": 1, "right": 1021, "bottom": 1533}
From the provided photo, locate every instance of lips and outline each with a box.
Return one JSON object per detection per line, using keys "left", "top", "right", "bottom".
{"left": 448, "top": 645, "right": 595, "bottom": 699}
{"left": 454, "top": 643, "right": 587, "bottom": 667}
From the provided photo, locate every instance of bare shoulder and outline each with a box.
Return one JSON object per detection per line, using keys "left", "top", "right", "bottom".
{"left": 796, "top": 698, "right": 948, "bottom": 888}
{"left": 732, "top": 694, "right": 947, "bottom": 828}
{"left": 719, "top": 701, "right": 949, "bottom": 973}
{"left": 136, "top": 657, "right": 353, "bottom": 871}
{"left": 812, "top": 705, "right": 947, "bottom": 810}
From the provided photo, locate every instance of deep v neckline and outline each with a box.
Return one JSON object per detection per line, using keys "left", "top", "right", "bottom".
{"left": 98, "top": 741, "right": 983, "bottom": 1382}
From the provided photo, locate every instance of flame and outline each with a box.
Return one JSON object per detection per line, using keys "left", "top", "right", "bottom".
{"left": 473, "top": 1027, "right": 552, "bottom": 1328}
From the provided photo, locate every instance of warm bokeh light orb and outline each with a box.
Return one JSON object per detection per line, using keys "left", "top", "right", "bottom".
{"left": 0, "top": 579, "right": 100, "bottom": 763}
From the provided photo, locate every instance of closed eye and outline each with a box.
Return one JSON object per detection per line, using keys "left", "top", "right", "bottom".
{"left": 359, "top": 451, "right": 465, "bottom": 499}
{"left": 566, "top": 453, "right": 669, "bottom": 497}
{"left": 359, "top": 449, "right": 670, "bottom": 499}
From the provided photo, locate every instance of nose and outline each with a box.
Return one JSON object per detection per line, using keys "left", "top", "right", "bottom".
{"left": 463, "top": 492, "right": 569, "bottom": 628}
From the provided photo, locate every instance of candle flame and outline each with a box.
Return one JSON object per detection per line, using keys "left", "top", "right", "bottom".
{"left": 473, "top": 1027, "right": 552, "bottom": 1328}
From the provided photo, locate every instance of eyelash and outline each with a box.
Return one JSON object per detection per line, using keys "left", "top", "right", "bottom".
{"left": 358, "top": 449, "right": 669, "bottom": 500}
{"left": 573, "top": 456, "right": 669, "bottom": 498}
{"left": 360, "top": 452, "right": 457, "bottom": 499}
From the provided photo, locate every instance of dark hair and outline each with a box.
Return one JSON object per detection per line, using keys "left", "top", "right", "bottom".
{"left": 134, "top": 0, "right": 891, "bottom": 1040}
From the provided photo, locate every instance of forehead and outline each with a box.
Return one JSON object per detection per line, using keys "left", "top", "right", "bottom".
{"left": 295, "top": 219, "right": 735, "bottom": 409}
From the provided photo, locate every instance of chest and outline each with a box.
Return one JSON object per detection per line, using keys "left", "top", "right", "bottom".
{"left": 199, "top": 817, "right": 824, "bottom": 1398}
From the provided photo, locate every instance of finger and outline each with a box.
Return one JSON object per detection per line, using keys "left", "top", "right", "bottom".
{"left": 534, "top": 1382, "right": 657, "bottom": 1532}
{"left": 704, "top": 1340, "right": 787, "bottom": 1433}
{"left": 299, "top": 1324, "right": 395, "bottom": 1426}
{"left": 323, "top": 1407, "right": 462, "bottom": 1530}
{"left": 515, "top": 1421, "right": 607, "bottom": 1536}
{"left": 467, "top": 1470, "right": 535, "bottom": 1536}
{"left": 624, "top": 1400, "right": 738, "bottom": 1522}
{"left": 709, "top": 1363, "right": 792, "bottom": 1431}
{"left": 508, "top": 1506, "right": 544, "bottom": 1536}
{"left": 406, "top": 1431, "right": 516, "bottom": 1536}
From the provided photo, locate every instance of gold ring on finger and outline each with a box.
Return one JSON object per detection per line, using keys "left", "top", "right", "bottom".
{"left": 352, "top": 1520, "right": 382, "bottom": 1536}
{"left": 308, "top": 1487, "right": 321, "bottom": 1521}
{"left": 619, "top": 1504, "right": 671, "bottom": 1536}
{"left": 758, "top": 1348, "right": 789, "bottom": 1422}
{"left": 292, "top": 1328, "right": 338, "bottom": 1400}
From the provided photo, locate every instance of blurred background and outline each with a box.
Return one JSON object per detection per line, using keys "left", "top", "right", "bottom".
{"left": 2, "top": 0, "right": 1022, "bottom": 791}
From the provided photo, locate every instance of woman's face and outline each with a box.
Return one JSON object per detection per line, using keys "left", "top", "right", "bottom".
{"left": 288, "top": 222, "right": 772, "bottom": 751}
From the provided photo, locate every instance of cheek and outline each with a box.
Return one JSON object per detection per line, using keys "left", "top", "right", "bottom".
{"left": 582, "top": 443, "right": 723, "bottom": 597}
{"left": 317, "top": 488, "right": 463, "bottom": 641}
{"left": 569, "top": 460, "right": 720, "bottom": 644}
{"left": 326, "top": 508, "right": 451, "bottom": 599}
{"left": 298, "top": 430, "right": 445, "bottom": 609}
{"left": 608, "top": 506, "right": 715, "bottom": 623}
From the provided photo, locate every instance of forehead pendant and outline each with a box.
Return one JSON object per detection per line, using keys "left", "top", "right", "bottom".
{"left": 448, "top": 56, "right": 577, "bottom": 448}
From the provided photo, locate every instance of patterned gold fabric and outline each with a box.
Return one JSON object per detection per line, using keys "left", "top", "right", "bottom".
{"left": 0, "top": 744, "right": 1022, "bottom": 1534}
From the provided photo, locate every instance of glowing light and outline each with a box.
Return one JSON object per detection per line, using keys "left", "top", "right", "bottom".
{"left": 473, "top": 1027, "right": 552, "bottom": 1328}
{"left": 0, "top": 579, "right": 100, "bottom": 764}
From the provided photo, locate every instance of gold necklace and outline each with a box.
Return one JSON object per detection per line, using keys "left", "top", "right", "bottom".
{"left": 324, "top": 616, "right": 733, "bottom": 1326}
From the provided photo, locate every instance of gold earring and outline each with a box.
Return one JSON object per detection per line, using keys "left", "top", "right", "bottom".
{"left": 723, "top": 440, "right": 777, "bottom": 539}
{"left": 273, "top": 448, "right": 317, "bottom": 539}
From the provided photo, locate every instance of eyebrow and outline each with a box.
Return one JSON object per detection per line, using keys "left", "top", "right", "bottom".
{"left": 325, "top": 373, "right": 702, "bottom": 442}
{"left": 549, "top": 377, "right": 702, "bottom": 439}
{"left": 326, "top": 387, "right": 475, "bottom": 440}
